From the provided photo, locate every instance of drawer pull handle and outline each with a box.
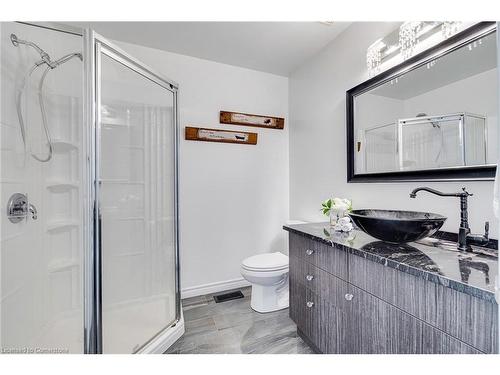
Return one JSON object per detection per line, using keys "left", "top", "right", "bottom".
{"left": 305, "top": 249, "right": 314, "bottom": 256}
{"left": 305, "top": 275, "right": 314, "bottom": 281}
{"left": 306, "top": 301, "right": 314, "bottom": 308}
{"left": 344, "top": 293, "right": 354, "bottom": 301}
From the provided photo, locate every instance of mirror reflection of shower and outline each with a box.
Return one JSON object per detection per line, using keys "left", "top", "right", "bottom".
{"left": 11, "top": 33, "right": 83, "bottom": 162}
{"left": 415, "top": 112, "right": 444, "bottom": 163}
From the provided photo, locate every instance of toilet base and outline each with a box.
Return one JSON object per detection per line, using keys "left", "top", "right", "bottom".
{"left": 250, "top": 281, "right": 289, "bottom": 313}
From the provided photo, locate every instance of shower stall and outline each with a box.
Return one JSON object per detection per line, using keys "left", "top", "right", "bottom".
{"left": 0, "top": 22, "right": 182, "bottom": 353}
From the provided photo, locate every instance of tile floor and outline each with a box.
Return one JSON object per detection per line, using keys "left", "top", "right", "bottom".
{"left": 165, "top": 287, "right": 314, "bottom": 354}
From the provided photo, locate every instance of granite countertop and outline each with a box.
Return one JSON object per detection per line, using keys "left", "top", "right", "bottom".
{"left": 284, "top": 222, "right": 498, "bottom": 303}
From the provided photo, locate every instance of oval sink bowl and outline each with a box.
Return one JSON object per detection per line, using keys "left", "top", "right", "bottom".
{"left": 348, "top": 209, "right": 447, "bottom": 244}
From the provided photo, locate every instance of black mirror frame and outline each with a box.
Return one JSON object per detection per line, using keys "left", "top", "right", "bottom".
{"left": 346, "top": 21, "right": 497, "bottom": 183}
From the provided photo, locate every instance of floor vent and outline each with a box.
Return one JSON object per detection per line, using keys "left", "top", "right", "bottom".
{"left": 213, "top": 290, "right": 244, "bottom": 303}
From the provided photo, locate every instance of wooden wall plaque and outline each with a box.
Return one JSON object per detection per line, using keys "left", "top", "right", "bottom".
{"left": 185, "top": 126, "right": 258, "bottom": 145}
{"left": 220, "top": 111, "right": 284, "bottom": 129}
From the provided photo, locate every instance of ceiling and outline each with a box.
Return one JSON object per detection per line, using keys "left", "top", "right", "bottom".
{"left": 67, "top": 22, "right": 351, "bottom": 76}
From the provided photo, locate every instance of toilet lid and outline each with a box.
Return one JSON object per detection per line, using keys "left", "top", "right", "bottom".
{"left": 242, "top": 252, "right": 288, "bottom": 271}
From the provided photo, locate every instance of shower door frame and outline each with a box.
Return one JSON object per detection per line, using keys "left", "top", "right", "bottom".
{"left": 83, "top": 29, "right": 181, "bottom": 354}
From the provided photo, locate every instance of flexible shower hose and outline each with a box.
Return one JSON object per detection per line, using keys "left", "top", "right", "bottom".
{"left": 16, "top": 63, "right": 54, "bottom": 162}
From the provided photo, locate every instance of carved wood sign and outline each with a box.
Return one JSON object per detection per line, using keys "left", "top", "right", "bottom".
{"left": 220, "top": 111, "right": 284, "bottom": 129}
{"left": 185, "top": 126, "right": 258, "bottom": 145}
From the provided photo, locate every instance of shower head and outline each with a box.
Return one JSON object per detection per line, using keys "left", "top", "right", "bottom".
{"left": 416, "top": 112, "right": 441, "bottom": 129}
{"left": 10, "top": 33, "right": 55, "bottom": 67}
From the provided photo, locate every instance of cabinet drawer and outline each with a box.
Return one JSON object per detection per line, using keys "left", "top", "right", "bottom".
{"left": 348, "top": 254, "right": 498, "bottom": 353}
{"left": 289, "top": 232, "right": 348, "bottom": 280}
{"left": 290, "top": 255, "right": 349, "bottom": 308}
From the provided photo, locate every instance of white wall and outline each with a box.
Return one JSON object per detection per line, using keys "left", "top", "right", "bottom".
{"left": 115, "top": 41, "right": 289, "bottom": 297}
{"left": 289, "top": 22, "right": 498, "bottom": 237}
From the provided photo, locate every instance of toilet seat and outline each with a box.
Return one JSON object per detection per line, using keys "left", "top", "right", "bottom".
{"left": 240, "top": 252, "right": 289, "bottom": 313}
{"left": 241, "top": 252, "right": 288, "bottom": 272}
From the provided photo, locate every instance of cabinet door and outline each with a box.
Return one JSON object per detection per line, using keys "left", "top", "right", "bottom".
{"left": 289, "top": 280, "right": 321, "bottom": 351}
{"left": 346, "top": 284, "right": 483, "bottom": 354}
{"left": 290, "top": 279, "right": 348, "bottom": 353}
{"left": 345, "top": 284, "right": 422, "bottom": 353}
{"left": 348, "top": 253, "right": 498, "bottom": 353}
{"left": 421, "top": 324, "right": 483, "bottom": 354}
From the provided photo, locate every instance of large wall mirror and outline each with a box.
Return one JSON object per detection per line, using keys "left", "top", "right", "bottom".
{"left": 347, "top": 22, "right": 497, "bottom": 182}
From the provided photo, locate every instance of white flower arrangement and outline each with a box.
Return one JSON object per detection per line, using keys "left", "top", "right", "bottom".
{"left": 333, "top": 216, "right": 353, "bottom": 233}
{"left": 321, "top": 197, "right": 353, "bottom": 232}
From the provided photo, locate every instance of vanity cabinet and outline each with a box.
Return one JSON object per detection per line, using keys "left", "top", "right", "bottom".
{"left": 288, "top": 232, "right": 497, "bottom": 354}
{"left": 348, "top": 253, "right": 498, "bottom": 353}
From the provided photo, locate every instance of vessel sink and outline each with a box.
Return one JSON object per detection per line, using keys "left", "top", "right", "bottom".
{"left": 348, "top": 209, "right": 447, "bottom": 244}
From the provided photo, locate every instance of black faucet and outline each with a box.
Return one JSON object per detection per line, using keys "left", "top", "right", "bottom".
{"left": 409, "top": 187, "right": 489, "bottom": 252}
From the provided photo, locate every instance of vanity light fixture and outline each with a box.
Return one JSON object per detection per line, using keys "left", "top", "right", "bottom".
{"left": 366, "top": 38, "right": 386, "bottom": 77}
{"left": 442, "top": 21, "right": 462, "bottom": 38}
{"left": 399, "top": 21, "right": 423, "bottom": 60}
{"left": 366, "top": 21, "right": 475, "bottom": 78}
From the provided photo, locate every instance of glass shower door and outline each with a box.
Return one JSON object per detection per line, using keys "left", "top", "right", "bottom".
{"left": 95, "top": 42, "right": 178, "bottom": 353}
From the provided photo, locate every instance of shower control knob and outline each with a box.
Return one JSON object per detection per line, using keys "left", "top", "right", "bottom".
{"left": 305, "top": 275, "right": 314, "bottom": 281}
{"left": 305, "top": 249, "right": 314, "bottom": 256}
{"left": 344, "top": 293, "right": 354, "bottom": 301}
{"left": 306, "top": 301, "right": 314, "bottom": 308}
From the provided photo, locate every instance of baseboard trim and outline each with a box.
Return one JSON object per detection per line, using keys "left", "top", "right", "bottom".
{"left": 181, "top": 278, "right": 251, "bottom": 299}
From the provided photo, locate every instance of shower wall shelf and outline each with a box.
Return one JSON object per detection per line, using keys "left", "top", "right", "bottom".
{"left": 115, "top": 216, "right": 146, "bottom": 221}
{"left": 0, "top": 179, "right": 24, "bottom": 184}
{"left": 121, "top": 145, "right": 145, "bottom": 150}
{"left": 51, "top": 140, "right": 79, "bottom": 151}
{"left": 100, "top": 179, "right": 145, "bottom": 184}
{"left": 113, "top": 250, "right": 146, "bottom": 258}
{"left": 1, "top": 232, "right": 24, "bottom": 242}
{"left": 48, "top": 259, "right": 80, "bottom": 273}
{"left": 46, "top": 220, "right": 80, "bottom": 232}
{"left": 46, "top": 181, "right": 79, "bottom": 191}
{"left": 102, "top": 122, "right": 134, "bottom": 128}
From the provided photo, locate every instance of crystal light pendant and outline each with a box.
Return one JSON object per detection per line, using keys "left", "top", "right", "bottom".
{"left": 366, "top": 39, "right": 386, "bottom": 77}
{"left": 399, "top": 21, "right": 423, "bottom": 60}
{"left": 442, "top": 21, "right": 461, "bottom": 38}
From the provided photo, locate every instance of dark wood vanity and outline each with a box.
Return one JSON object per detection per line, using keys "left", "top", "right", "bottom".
{"left": 285, "top": 223, "right": 499, "bottom": 354}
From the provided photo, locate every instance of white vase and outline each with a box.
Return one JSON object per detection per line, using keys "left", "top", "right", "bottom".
{"left": 330, "top": 211, "right": 339, "bottom": 227}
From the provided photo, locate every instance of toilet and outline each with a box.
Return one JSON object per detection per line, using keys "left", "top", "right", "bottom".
{"left": 241, "top": 252, "right": 289, "bottom": 313}
{"left": 240, "top": 220, "right": 306, "bottom": 313}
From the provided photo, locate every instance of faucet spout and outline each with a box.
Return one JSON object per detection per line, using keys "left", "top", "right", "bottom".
{"left": 409, "top": 186, "right": 472, "bottom": 199}
{"left": 410, "top": 186, "right": 474, "bottom": 252}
